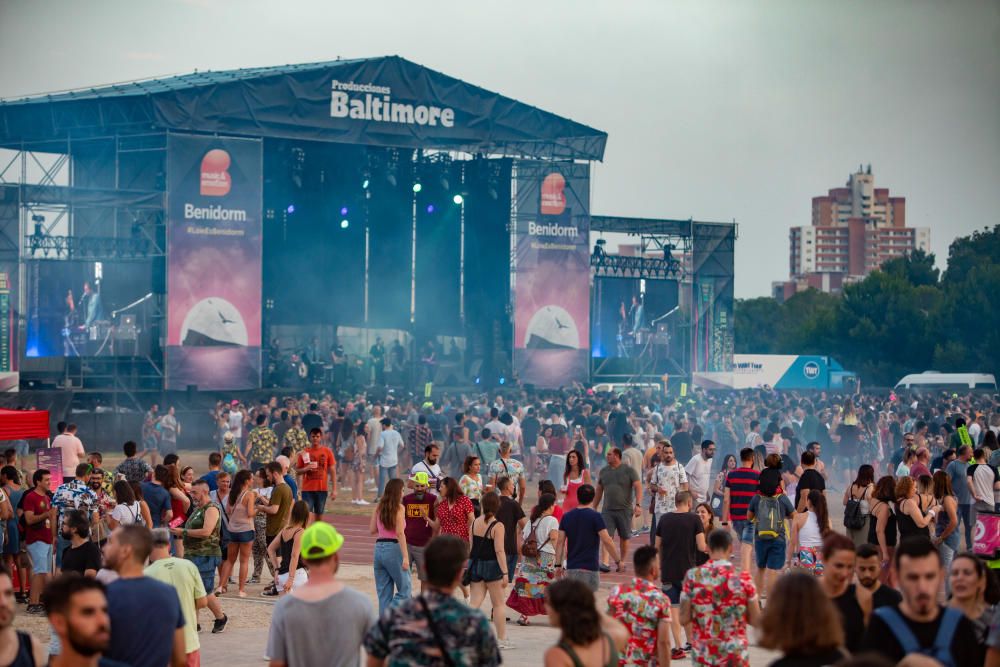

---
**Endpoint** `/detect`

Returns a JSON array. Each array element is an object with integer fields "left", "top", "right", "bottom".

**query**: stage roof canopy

[{"left": 0, "top": 56, "right": 607, "bottom": 161}]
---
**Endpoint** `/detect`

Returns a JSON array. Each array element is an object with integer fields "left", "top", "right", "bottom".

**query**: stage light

[
  {"left": 474, "top": 376, "right": 481, "bottom": 385},
  {"left": 387, "top": 173, "right": 397, "bottom": 187},
  {"left": 426, "top": 204, "right": 435, "bottom": 214},
  {"left": 286, "top": 205, "right": 295, "bottom": 214},
  {"left": 340, "top": 206, "right": 349, "bottom": 216},
  {"left": 498, "top": 375, "right": 506, "bottom": 385},
  {"left": 412, "top": 182, "right": 422, "bottom": 193},
  {"left": 362, "top": 179, "right": 370, "bottom": 189},
  {"left": 340, "top": 219, "right": 350, "bottom": 229},
  {"left": 452, "top": 194, "right": 464, "bottom": 205}
]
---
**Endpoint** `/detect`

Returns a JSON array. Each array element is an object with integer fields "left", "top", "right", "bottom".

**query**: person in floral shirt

[
  {"left": 680, "top": 528, "right": 761, "bottom": 667},
  {"left": 51, "top": 462, "right": 99, "bottom": 569},
  {"left": 245, "top": 414, "right": 278, "bottom": 471},
  {"left": 282, "top": 415, "right": 309, "bottom": 460},
  {"left": 608, "top": 545, "right": 672, "bottom": 667}
]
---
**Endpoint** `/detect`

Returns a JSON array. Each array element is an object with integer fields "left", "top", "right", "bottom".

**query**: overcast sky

[{"left": 1, "top": 0, "right": 997, "bottom": 298}]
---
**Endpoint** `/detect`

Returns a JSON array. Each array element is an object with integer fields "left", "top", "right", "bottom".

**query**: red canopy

[{"left": 0, "top": 408, "right": 50, "bottom": 440}]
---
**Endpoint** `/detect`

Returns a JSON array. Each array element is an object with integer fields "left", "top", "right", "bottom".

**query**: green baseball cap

[{"left": 300, "top": 521, "right": 344, "bottom": 560}]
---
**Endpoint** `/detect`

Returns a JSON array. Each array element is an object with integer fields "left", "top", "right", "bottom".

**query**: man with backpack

[
  {"left": 861, "top": 537, "right": 983, "bottom": 666},
  {"left": 746, "top": 473, "right": 795, "bottom": 599}
]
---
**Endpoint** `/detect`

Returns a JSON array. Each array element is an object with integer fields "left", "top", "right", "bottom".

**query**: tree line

[{"left": 734, "top": 224, "right": 1000, "bottom": 386}]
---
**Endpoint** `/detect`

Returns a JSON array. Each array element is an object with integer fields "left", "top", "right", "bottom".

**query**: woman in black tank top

[
  {"left": 895, "top": 476, "right": 937, "bottom": 542},
  {"left": 868, "top": 476, "right": 899, "bottom": 585},
  {"left": 545, "top": 579, "right": 626, "bottom": 667}
]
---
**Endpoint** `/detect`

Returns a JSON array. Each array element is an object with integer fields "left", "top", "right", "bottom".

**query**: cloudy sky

[{"left": 1, "top": 0, "right": 997, "bottom": 297}]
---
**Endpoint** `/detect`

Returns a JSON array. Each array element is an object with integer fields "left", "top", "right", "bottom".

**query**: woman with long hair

[
  {"left": 868, "top": 475, "right": 899, "bottom": 585},
  {"left": 561, "top": 450, "right": 591, "bottom": 513},
  {"left": 180, "top": 466, "right": 196, "bottom": 493},
  {"left": 369, "top": 478, "right": 410, "bottom": 614},
  {"left": 791, "top": 490, "right": 832, "bottom": 576},
  {"left": 948, "top": 552, "right": 1000, "bottom": 643},
  {"left": 266, "top": 500, "right": 310, "bottom": 594},
  {"left": 711, "top": 454, "right": 738, "bottom": 519},
  {"left": 164, "top": 464, "right": 192, "bottom": 557},
  {"left": 694, "top": 502, "right": 716, "bottom": 566},
  {"left": 895, "top": 475, "right": 937, "bottom": 542},
  {"left": 539, "top": 480, "right": 564, "bottom": 521},
  {"left": 217, "top": 469, "right": 256, "bottom": 597},
  {"left": 342, "top": 417, "right": 368, "bottom": 505},
  {"left": 459, "top": 455, "right": 484, "bottom": 516},
  {"left": 468, "top": 491, "right": 511, "bottom": 648},
  {"left": 932, "top": 470, "right": 961, "bottom": 590},
  {"left": 544, "top": 578, "right": 628, "bottom": 667},
  {"left": 249, "top": 467, "right": 274, "bottom": 585},
  {"left": 844, "top": 464, "right": 875, "bottom": 545},
  {"left": 508, "top": 492, "right": 559, "bottom": 626},
  {"left": 108, "top": 480, "right": 146, "bottom": 529},
  {"left": 126, "top": 481, "right": 154, "bottom": 531},
  {"left": 758, "top": 571, "right": 846, "bottom": 666}
]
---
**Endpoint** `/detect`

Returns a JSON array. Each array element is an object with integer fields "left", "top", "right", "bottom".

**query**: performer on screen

[
  {"left": 79, "top": 281, "right": 104, "bottom": 328},
  {"left": 630, "top": 293, "right": 646, "bottom": 337}
]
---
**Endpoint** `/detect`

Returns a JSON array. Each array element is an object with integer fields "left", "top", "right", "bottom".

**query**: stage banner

[
  {"left": 513, "top": 161, "right": 590, "bottom": 387},
  {"left": 165, "top": 134, "right": 262, "bottom": 390}
]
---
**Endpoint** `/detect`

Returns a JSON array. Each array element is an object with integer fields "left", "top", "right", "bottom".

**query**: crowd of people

[{"left": 3, "top": 384, "right": 1000, "bottom": 665}]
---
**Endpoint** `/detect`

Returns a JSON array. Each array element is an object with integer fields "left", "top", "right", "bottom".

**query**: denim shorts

[
  {"left": 733, "top": 519, "right": 754, "bottom": 544},
  {"left": 188, "top": 555, "right": 222, "bottom": 593},
  {"left": 301, "top": 491, "right": 328, "bottom": 515},
  {"left": 468, "top": 558, "right": 504, "bottom": 583},
  {"left": 27, "top": 541, "right": 53, "bottom": 574},
  {"left": 661, "top": 580, "right": 683, "bottom": 605},
  {"left": 228, "top": 530, "right": 255, "bottom": 544},
  {"left": 755, "top": 537, "right": 786, "bottom": 571}
]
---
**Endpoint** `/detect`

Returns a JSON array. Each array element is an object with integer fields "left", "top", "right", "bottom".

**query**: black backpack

[{"left": 844, "top": 487, "right": 867, "bottom": 530}]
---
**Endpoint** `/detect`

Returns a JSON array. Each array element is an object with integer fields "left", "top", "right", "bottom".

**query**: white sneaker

[
  {"left": 497, "top": 641, "right": 515, "bottom": 650},
  {"left": 356, "top": 499, "right": 371, "bottom": 505},
  {"left": 350, "top": 499, "right": 359, "bottom": 505}
]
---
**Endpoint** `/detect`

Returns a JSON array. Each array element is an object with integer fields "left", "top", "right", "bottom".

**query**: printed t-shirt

[{"left": 402, "top": 492, "right": 437, "bottom": 547}]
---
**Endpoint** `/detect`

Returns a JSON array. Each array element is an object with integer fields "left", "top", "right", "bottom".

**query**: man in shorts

[
  {"left": 294, "top": 428, "right": 337, "bottom": 523},
  {"left": 722, "top": 447, "right": 760, "bottom": 571},
  {"left": 402, "top": 472, "right": 437, "bottom": 593},
  {"left": 595, "top": 447, "right": 641, "bottom": 573},
  {"left": 22, "top": 469, "right": 55, "bottom": 614}
]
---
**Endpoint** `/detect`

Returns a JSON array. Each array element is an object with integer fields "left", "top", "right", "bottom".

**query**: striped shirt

[{"left": 724, "top": 467, "right": 760, "bottom": 521}]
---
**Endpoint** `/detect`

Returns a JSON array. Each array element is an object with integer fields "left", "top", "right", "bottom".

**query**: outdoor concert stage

[{"left": 0, "top": 56, "right": 735, "bottom": 417}]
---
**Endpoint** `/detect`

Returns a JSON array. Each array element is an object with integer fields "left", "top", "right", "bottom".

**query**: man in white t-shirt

[
  {"left": 52, "top": 423, "right": 86, "bottom": 479},
  {"left": 650, "top": 441, "right": 689, "bottom": 538},
  {"left": 684, "top": 440, "right": 716, "bottom": 505}
]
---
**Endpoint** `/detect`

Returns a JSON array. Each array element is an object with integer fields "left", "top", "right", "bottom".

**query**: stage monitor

[{"left": 25, "top": 260, "right": 154, "bottom": 358}]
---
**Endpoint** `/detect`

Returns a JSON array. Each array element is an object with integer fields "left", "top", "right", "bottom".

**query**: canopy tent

[
  {"left": 0, "top": 56, "right": 607, "bottom": 161},
  {"left": 0, "top": 407, "right": 50, "bottom": 440}
]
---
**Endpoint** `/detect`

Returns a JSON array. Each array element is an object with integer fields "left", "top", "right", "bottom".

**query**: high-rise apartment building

[{"left": 775, "top": 165, "right": 930, "bottom": 299}]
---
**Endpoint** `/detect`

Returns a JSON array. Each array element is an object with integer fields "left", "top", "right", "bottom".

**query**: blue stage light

[
  {"left": 362, "top": 179, "right": 370, "bottom": 189},
  {"left": 498, "top": 375, "right": 506, "bottom": 385},
  {"left": 426, "top": 204, "right": 435, "bottom": 214},
  {"left": 340, "top": 206, "right": 349, "bottom": 216},
  {"left": 286, "top": 205, "right": 295, "bottom": 214}
]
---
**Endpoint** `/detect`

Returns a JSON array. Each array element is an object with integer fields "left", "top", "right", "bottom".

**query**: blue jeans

[
  {"left": 188, "top": 555, "right": 222, "bottom": 594},
  {"left": 373, "top": 541, "right": 411, "bottom": 614},
  {"left": 378, "top": 465, "right": 397, "bottom": 497},
  {"left": 958, "top": 504, "right": 973, "bottom": 550},
  {"left": 505, "top": 553, "right": 518, "bottom": 583}
]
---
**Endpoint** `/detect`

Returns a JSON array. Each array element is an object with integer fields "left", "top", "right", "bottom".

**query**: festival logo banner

[
  {"left": 513, "top": 161, "right": 590, "bottom": 387},
  {"left": 165, "top": 134, "right": 262, "bottom": 390}
]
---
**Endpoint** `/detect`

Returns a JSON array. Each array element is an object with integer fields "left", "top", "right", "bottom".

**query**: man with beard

[
  {"left": 43, "top": 573, "right": 129, "bottom": 667},
  {"left": 402, "top": 472, "right": 438, "bottom": 593},
  {"left": 0, "top": 565, "right": 46, "bottom": 666},
  {"left": 861, "top": 536, "right": 983, "bottom": 666},
  {"left": 854, "top": 543, "right": 902, "bottom": 619},
  {"left": 103, "top": 525, "right": 186, "bottom": 667}
]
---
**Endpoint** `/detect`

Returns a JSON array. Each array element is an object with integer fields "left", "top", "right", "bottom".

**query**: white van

[{"left": 894, "top": 371, "right": 997, "bottom": 392}]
